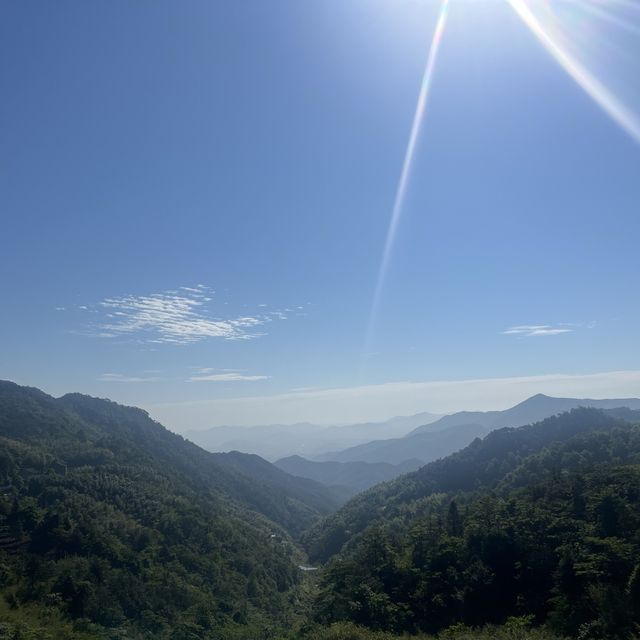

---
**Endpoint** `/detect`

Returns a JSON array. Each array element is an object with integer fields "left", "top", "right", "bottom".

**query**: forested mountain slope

[
  {"left": 4, "top": 381, "right": 640, "bottom": 640},
  {"left": 0, "top": 381, "right": 339, "bottom": 638},
  {"left": 210, "top": 450, "right": 353, "bottom": 514},
  {"left": 55, "top": 391, "right": 342, "bottom": 535},
  {"left": 303, "top": 408, "right": 623, "bottom": 562},
  {"left": 310, "top": 412, "right": 640, "bottom": 638},
  {"left": 275, "top": 456, "right": 422, "bottom": 493}
]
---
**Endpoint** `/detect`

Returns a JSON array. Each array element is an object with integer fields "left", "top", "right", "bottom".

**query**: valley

[{"left": 1, "top": 381, "right": 640, "bottom": 638}]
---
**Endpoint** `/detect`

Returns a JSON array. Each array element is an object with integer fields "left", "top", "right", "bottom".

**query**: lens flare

[
  {"left": 359, "top": 0, "right": 639, "bottom": 380},
  {"left": 508, "top": 0, "right": 640, "bottom": 144},
  {"left": 576, "top": 3, "right": 640, "bottom": 38},
  {"left": 360, "top": 0, "right": 450, "bottom": 376}
]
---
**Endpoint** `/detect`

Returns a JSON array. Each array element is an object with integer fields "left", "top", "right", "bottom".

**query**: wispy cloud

[
  {"left": 98, "top": 373, "right": 161, "bottom": 383},
  {"left": 188, "top": 371, "right": 270, "bottom": 382},
  {"left": 82, "top": 285, "right": 283, "bottom": 345},
  {"left": 504, "top": 325, "right": 573, "bottom": 337}
]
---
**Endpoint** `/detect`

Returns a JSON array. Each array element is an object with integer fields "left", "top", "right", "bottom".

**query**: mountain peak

[
  {"left": 508, "top": 393, "right": 558, "bottom": 410},
  {"left": 518, "top": 393, "right": 553, "bottom": 404}
]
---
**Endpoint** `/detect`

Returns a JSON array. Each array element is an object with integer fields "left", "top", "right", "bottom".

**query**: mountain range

[
  {"left": 274, "top": 456, "right": 423, "bottom": 493},
  {"left": 314, "top": 393, "right": 640, "bottom": 465},
  {"left": 185, "top": 411, "right": 441, "bottom": 461},
  {"left": 3, "top": 380, "right": 640, "bottom": 639},
  {"left": 271, "top": 394, "right": 640, "bottom": 492}
]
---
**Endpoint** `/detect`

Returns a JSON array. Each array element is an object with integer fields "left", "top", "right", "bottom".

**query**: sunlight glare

[
  {"left": 508, "top": 0, "right": 640, "bottom": 144},
  {"left": 360, "top": 0, "right": 450, "bottom": 378}
]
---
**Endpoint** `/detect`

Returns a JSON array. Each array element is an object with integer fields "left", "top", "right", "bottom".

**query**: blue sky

[{"left": 2, "top": 0, "right": 639, "bottom": 430}]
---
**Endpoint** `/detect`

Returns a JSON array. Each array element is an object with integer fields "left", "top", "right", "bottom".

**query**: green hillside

[
  {"left": 2, "top": 382, "right": 639, "bottom": 639},
  {"left": 307, "top": 411, "right": 640, "bottom": 638},
  {"left": 0, "top": 381, "right": 339, "bottom": 639},
  {"left": 303, "top": 408, "right": 622, "bottom": 562}
]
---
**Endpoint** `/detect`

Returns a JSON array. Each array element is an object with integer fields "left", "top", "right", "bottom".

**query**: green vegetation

[
  {"left": 308, "top": 412, "right": 640, "bottom": 638},
  {"left": 2, "top": 381, "right": 640, "bottom": 639},
  {"left": 0, "top": 381, "right": 336, "bottom": 638},
  {"left": 303, "top": 409, "right": 624, "bottom": 562},
  {"left": 303, "top": 619, "right": 567, "bottom": 640}
]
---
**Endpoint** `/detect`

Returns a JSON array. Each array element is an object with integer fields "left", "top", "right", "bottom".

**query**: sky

[{"left": 2, "top": 0, "right": 640, "bottom": 431}]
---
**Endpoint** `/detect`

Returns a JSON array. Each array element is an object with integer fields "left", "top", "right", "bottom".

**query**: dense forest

[
  {"left": 308, "top": 411, "right": 640, "bottom": 639},
  {"left": 0, "top": 381, "right": 639, "bottom": 639},
  {"left": 0, "top": 381, "right": 337, "bottom": 638}
]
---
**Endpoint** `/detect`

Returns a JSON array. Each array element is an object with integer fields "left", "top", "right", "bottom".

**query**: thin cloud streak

[
  {"left": 504, "top": 325, "right": 573, "bottom": 337},
  {"left": 188, "top": 372, "right": 270, "bottom": 382},
  {"left": 98, "top": 373, "right": 161, "bottom": 383}
]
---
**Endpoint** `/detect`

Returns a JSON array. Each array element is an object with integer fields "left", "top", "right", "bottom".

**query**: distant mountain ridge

[
  {"left": 315, "top": 393, "right": 640, "bottom": 465},
  {"left": 408, "top": 393, "right": 640, "bottom": 436},
  {"left": 314, "top": 422, "right": 489, "bottom": 465},
  {"left": 186, "top": 411, "right": 441, "bottom": 461},
  {"left": 274, "top": 456, "right": 423, "bottom": 492}
]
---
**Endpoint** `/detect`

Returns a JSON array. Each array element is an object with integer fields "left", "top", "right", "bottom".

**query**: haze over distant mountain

[
  {"left": 274, "top": 456, "right": 423, "bottom": 492},
  {"left": 209, "top": 450, "right": 354, "bottom": 516},
  {"left": 186, "top": 411, "right": 441, "bottom": 461},
  {"left": 315, "top": 423, "right": 489, "bottom": 465},
  {"left": 314, "top": 394, "right": 640, "bottom": 465},
  {"left": 408, "top": 393, "right": 640, "bottom": 436}
]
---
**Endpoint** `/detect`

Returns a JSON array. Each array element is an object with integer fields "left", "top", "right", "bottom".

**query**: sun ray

[
  {"left": 508, "top": 0, "right": 640, "bottom": 144},
  {"left": 574, "top": 2, "right": 640, "bottom": 38},
  {"left": 359, "top": 0, "right": 450, "bottom": 379}
]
